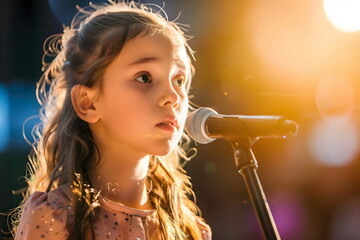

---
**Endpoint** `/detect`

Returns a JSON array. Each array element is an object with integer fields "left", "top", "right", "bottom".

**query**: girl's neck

[{"left": 88, "top": 151, "right": 154, "bottom": 210}]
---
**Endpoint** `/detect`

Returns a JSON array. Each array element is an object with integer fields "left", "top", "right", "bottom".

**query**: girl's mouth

[{"left": 156, "top": 119, "right": 178, "bottom": 132}]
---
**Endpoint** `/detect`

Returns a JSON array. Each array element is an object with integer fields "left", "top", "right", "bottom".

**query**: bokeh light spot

[
  {"left": 0, "top": 84, "right": 9, "bottom": 152},
  {"left": 323, "top": 0, "right": 360, "bottom": 32},
  {"left": 271, "top": 191, "right": 304, "bottom": 239},
  {"left": 316, "top": 75, "right": 355, "bottom": 122},
  {"left": 204, "top": 162, "right": 217, "bottom": 174},
  {"left": 308, "top": 119, "right": 359, "bottom": 166}
]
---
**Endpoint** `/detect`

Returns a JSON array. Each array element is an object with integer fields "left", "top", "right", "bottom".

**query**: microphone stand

[
  {"left": 229, "top": 137, "right": 281, "bottom": 240},
  {"left": 186, "top": 107, "right": 298, "bottom": 238}
]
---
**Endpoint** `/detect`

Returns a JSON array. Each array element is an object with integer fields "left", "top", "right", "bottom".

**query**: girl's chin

[
  {"left": 151, "top": 146, "right": 177, "bottom": 157},
  {"left": 152, "top": 149, "right": 173, "bottom": 157},
  {"left": 150, "top": 139, "right": 179, "bottom": 156}
]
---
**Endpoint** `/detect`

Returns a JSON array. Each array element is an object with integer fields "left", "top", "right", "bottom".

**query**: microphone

[{"left": 185, "top": 107, "right": 298, "bottom": 144}]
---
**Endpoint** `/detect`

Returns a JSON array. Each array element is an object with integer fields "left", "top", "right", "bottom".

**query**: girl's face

[{"left": 90, "top": 32, "right": 190, "bottom": 158}]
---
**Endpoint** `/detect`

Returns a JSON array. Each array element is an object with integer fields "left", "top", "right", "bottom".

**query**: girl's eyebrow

[
  {"left": 127, "top": 57, "right": 157, "bottom": 66},
  {"left": 174, "top": 59, "right": 188, "bottom": 72},
  {"left": 128, "top": 56, "right": 188, "bottom": 72}
]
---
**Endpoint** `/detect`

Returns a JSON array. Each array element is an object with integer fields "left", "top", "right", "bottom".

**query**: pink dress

[{"left": 15, "top": 185, "right": 211, "bottom": 240}]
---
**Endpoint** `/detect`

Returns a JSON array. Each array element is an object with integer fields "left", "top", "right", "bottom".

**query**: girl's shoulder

[
  {"left": 15, "top": 184, "right": 74, "bottom": 240},
  {"left": 25, "top": 184, "right": 73, "bottom": 211}
]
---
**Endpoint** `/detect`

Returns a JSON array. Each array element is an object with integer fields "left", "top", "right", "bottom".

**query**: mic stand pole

[{"left": 229, "top": 138, "right": 281, "bottom": 240}]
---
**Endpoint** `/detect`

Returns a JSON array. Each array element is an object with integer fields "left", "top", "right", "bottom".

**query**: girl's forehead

[{"left": 119, "top": 32, "right": 190, "bottom": 68}]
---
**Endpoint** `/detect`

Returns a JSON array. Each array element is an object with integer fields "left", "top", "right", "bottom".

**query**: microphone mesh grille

[{"left": 185, "top": 107, "right": 217, "bottom": 144}]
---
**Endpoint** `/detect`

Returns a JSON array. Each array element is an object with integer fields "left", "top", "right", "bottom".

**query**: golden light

[
  {"left": 238, "top": 0, "right": 359, "bottom": 93},
  {"left": 323, "top": 0, "right": 360, "bottom": 32}
]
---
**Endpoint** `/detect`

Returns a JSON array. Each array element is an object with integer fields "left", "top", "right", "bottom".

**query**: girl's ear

[{"left": 71, "top": 84, "right": 100, "bottom": 123}]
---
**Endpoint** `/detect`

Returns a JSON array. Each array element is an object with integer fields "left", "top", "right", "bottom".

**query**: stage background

[{"left": 1, "top": 0, "right": 360, "bottom": 239}]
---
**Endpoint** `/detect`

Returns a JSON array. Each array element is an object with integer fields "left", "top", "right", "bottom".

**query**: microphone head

[{"left": 185, "top": 107, "right": 218, "bottom": 144}]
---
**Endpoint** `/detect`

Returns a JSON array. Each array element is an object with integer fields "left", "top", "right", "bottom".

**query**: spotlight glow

[{"left": 323, "top": 0, "right": 360, "bottom": 32}]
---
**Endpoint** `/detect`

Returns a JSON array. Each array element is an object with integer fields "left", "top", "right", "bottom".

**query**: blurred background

[{"left": 1, "top": 0, "right": 360, "bottom": 239}]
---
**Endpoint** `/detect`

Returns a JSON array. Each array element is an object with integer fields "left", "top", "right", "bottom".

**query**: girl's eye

[
  {"left": 135, "top": 73, "right": 152, "bottom": 84},
  {"left": 173, "top": 76, "right": 186, "bottom": 88}
]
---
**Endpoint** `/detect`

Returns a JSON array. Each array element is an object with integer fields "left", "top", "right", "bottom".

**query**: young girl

[{"left": 12, "top": 1, "right": 211, "bottom": 239}]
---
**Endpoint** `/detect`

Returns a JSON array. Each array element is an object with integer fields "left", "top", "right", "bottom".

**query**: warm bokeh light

[
  {"left": 316, "top": 75, "right": 355, "bottom": 122},
  {"left": 323, "top": 0, "right": 360, "bottom": 32},
  {"left": 243, "top": 0, "right": 356, "bottom": 89},
  {"left": 308, "top": 118, "right": 359, "bottom": 166}
]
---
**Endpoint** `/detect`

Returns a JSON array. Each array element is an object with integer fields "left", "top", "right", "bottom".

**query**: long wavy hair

[{"left": 12, "top": 1, "right": 203, "bottom": 239}]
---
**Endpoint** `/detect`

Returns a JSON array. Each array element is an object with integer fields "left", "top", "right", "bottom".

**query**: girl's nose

[{"left": 159, "top": 82, "right": 180, "bottom": 109}]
